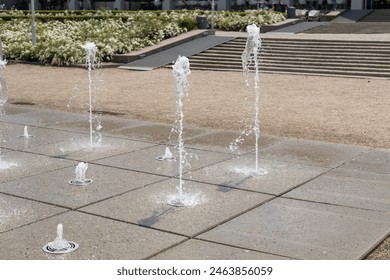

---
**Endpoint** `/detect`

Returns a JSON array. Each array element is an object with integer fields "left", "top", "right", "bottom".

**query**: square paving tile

[
  {"left": 341, "top": 149, "right": 390, "bottom": 175},
  {"left": 0, "top": 151, "right": 74, "bottom": 183},
  {"left": 152, "top": 239, "right": 289, "bottom": 260},
  {"left": 28, "top": 136, "right": 156, "bottom": 162},
  {"left": 93, "top": 145, "right": 233, "bottom": 177},
  {"left": 80, "top": 179, "right": 273, "bottom": 237},
  {"left": 186, "top": 154, "right": 328, "bottom": 195},
  {"left": 0, "top": 193, "right": 67, "bottom": 233},
  {"left": 0, "top": 123, "right": 86, "bottom": 151},
  {"left": 113, "top": 123, "right": 209, "bottom": 144},
  {"left": 199, "top": 198, "right": 390, "bottom": 259},
  {"left": 0, "top": 164, "right": 166, "bottom": 209},
  {"left": 186, "top": 131, "right": 281, "bottom": 155},
  {"left": 0, "top": 211, "right": 186, "bottom": 259},
  {"left": 259, "top": 138, "right": 369, "bottom": 168},
  {"left": 283, "top": 168, "right": 390, "bottom": 213}
]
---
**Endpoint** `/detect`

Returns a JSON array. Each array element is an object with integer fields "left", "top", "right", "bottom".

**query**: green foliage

[{"left": 0, "top": 10, "right": 285, "bottom": 66}]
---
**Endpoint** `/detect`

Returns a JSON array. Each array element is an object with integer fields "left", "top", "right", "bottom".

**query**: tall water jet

[
  {"left": 81, "top": 42, "right": 98, "bottom": 148},
  {"left": 68, "top": 162, "right": 93, "bottom": 186},
  {"left": 231, "top": 24, "right": 267, "bottom": 176},
  {"left": 0, "top": 37, "right": 8, "bottom": 115},
  {"left": 168, "top": 56, "right": 191, "bottom": 207},
  {"left": 42, "top": 224, "right": 79, "bottom": 254},
  {"left": 0, "top": 37, "right": 8, "bottom": 166}
]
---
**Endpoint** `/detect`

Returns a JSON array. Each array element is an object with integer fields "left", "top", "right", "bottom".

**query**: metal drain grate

[
  {"left": 42, "top": 241, "right": 79, "bottom": 254},
  {"left": 68, "top": 179, "right": 93, "bottom": 186}
]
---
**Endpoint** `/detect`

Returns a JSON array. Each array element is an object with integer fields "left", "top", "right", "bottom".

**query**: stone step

[
  {"left": 188, "top": 64, "right": 390, "bottom": 78},
  {"left": 191, "top": 56, "right": 390, "bottom": 67},
  {"left": 193, "top": 52, "right": 390, "bottom": 62},
  {"left": 189, "top": 59, "right": 390, "bottom": 71},
  {"left": 203, "top": 48, "right": 390, "bottom": 58}
]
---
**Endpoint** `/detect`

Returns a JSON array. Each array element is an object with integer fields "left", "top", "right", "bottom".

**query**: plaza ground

[{"left": 0, "top": 63, "right": 389, "bottom": 259}]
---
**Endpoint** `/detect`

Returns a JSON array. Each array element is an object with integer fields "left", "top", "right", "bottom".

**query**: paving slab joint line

[
  {"left": 89, "top": 161, "right": 176, "bottom": 179},
  {"left": 76, "top": 143, "right": 162, "bottom": 162},
  {"left": 70, "top": 176, "right": 171, "bottom": 211},
  {"left": 188, "top": 195, "right": 276, "bottom": 240},
  {"left": 144, "top": 238, "right": 191, "bottom": 260},
  {"left": 193, "top": 238, "right": 297, "bottom": 260},
  {"left": 281, "top": 196, "right": 389, "bottom": 215},
  {"left": 0, "top": 208, "right": 71, "bottom": 235},
  {"left": 267, "top": 146, "right": 376, "bottom": 198},
  {"left": 75, "top": 209, "right": 190, "bottom": 238}
]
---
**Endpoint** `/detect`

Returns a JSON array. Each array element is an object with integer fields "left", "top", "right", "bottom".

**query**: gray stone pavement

[{"left": 0, "top": 104, "right": 389, "bottom": 260}]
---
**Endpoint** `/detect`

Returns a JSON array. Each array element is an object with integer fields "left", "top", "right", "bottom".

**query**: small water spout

[
  {"left": 18, "top": 126, "right": 34, "bottom": 138},
  {"left": 156, "top": 147, "right": 176, "bottom": 161},
  {"left": 42, "top": 224, "right": 79, "bottom": 254},
  {"left": 68, "top": 162, "right": 93, "bottom": 186}
]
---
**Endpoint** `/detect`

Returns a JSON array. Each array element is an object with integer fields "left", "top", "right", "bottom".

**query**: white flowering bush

[{"left": 0, "top": 10, "right": 285, "bottom": 66}]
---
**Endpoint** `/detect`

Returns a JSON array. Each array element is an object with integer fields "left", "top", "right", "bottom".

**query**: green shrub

[{"left": 0, "top": 9, "right": 285, "bottom": 66}]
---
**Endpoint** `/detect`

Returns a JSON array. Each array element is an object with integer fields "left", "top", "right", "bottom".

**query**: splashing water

[
  {"left": 170, "top": 56, "right": 191, "bottom": 206},
  {"left": 43, "top": 224, "right": 79, "bottom": 254},
  {"left": 156, "top": 147, "right": 175, "bottom": 161},
  {"left": 48, "top": 224, "right": 71, "bottom": 251},
  {"left": 81, "top": 42, "right": 99, "bottom": 148},
  {"left": 68, "top": 162, "right": 93, "bottom": 185},
  {"left": 231, "top": 24, "right": 267, "bottom": 176}
]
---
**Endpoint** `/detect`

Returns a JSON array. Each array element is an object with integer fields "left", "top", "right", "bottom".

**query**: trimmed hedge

[{"left": 0, "top": 10, "right": 285, "bottom": 66}]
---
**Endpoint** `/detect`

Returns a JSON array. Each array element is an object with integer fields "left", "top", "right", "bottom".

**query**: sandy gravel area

[{"left": 4, "top": 63, "right": 390, "bottom": 149}]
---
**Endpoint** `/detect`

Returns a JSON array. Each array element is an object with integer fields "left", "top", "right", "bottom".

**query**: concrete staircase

[{"left": 186, "top": 37, "right": 390, "bottom": 78}]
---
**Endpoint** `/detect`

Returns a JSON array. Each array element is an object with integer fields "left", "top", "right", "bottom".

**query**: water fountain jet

[
  {"left": 156, "top": 147, "right": 175, "bottom": 161},
  {"left": 231, "top": 24, "right": 268, "bottom": 176},
  {"left": 0, "top": 37, "right": 8, "bottom": 115},
  {"left": 168, "top": 56, "right": 191, "bottom": 207},
  {"left": 42, "top": 224, "right": 79, "bottom": 254},
  {"left": 18, "top": 126, "right": 34, "bottom": 138},
  {"left": 81, "top": 42, "right": 99, "bottom": 148},
  {"left": 68, "top": 162, "right": 93, "bottom": 186}
]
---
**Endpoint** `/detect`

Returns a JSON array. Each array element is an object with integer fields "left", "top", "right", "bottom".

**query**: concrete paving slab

[
  {"left": 341, "top": 149, "right": 390, "bottom": 175},
  {"left": 186, "top": 154, "right": 328, "bottom": 195},
  {"left": 0, "top": 211, "right": 186, "bottom": 259},
  {"left": 113, "top": 123, "right": 209, "bottom": 144},
  {"left": 199, "top": 198, "right": 390, "bottom": 259},
  {"left": 46, "top": 115, "right": 147, "bottom": 135},
  {"left": 152, "top": 239, "right": 289, "bottom": 260},
  {"left": 185, "top": 131, "right": 281, "bottom": 155},
  {"left": 0, "top": 123, "right": 86, "bottom": 151},
  {"left": 0, "top": 151, "right": 74, "bottom": 183},
  {"left": 283, "top": 168, "right": 390, "bottom": 213},
  {"left": 0, "top": 106, "right": 85, "bottom": 126},
  {"left": 28, "top": 136, "right": 156, "bottom": 162},
  {"left": 0, "top": 193, "right": 67, "bottom": 233},
  {"left": 80, "top": 179, "right": 273, "bottom": 237},
  {"left": 259, "top": 138, "right": 369, "bottom": 168},
  {"left": 93, "top": 145, "right": 233, "bottom": 177},
  {"left": 0, "top": 164, "right": 167, "bottom": 209}
]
